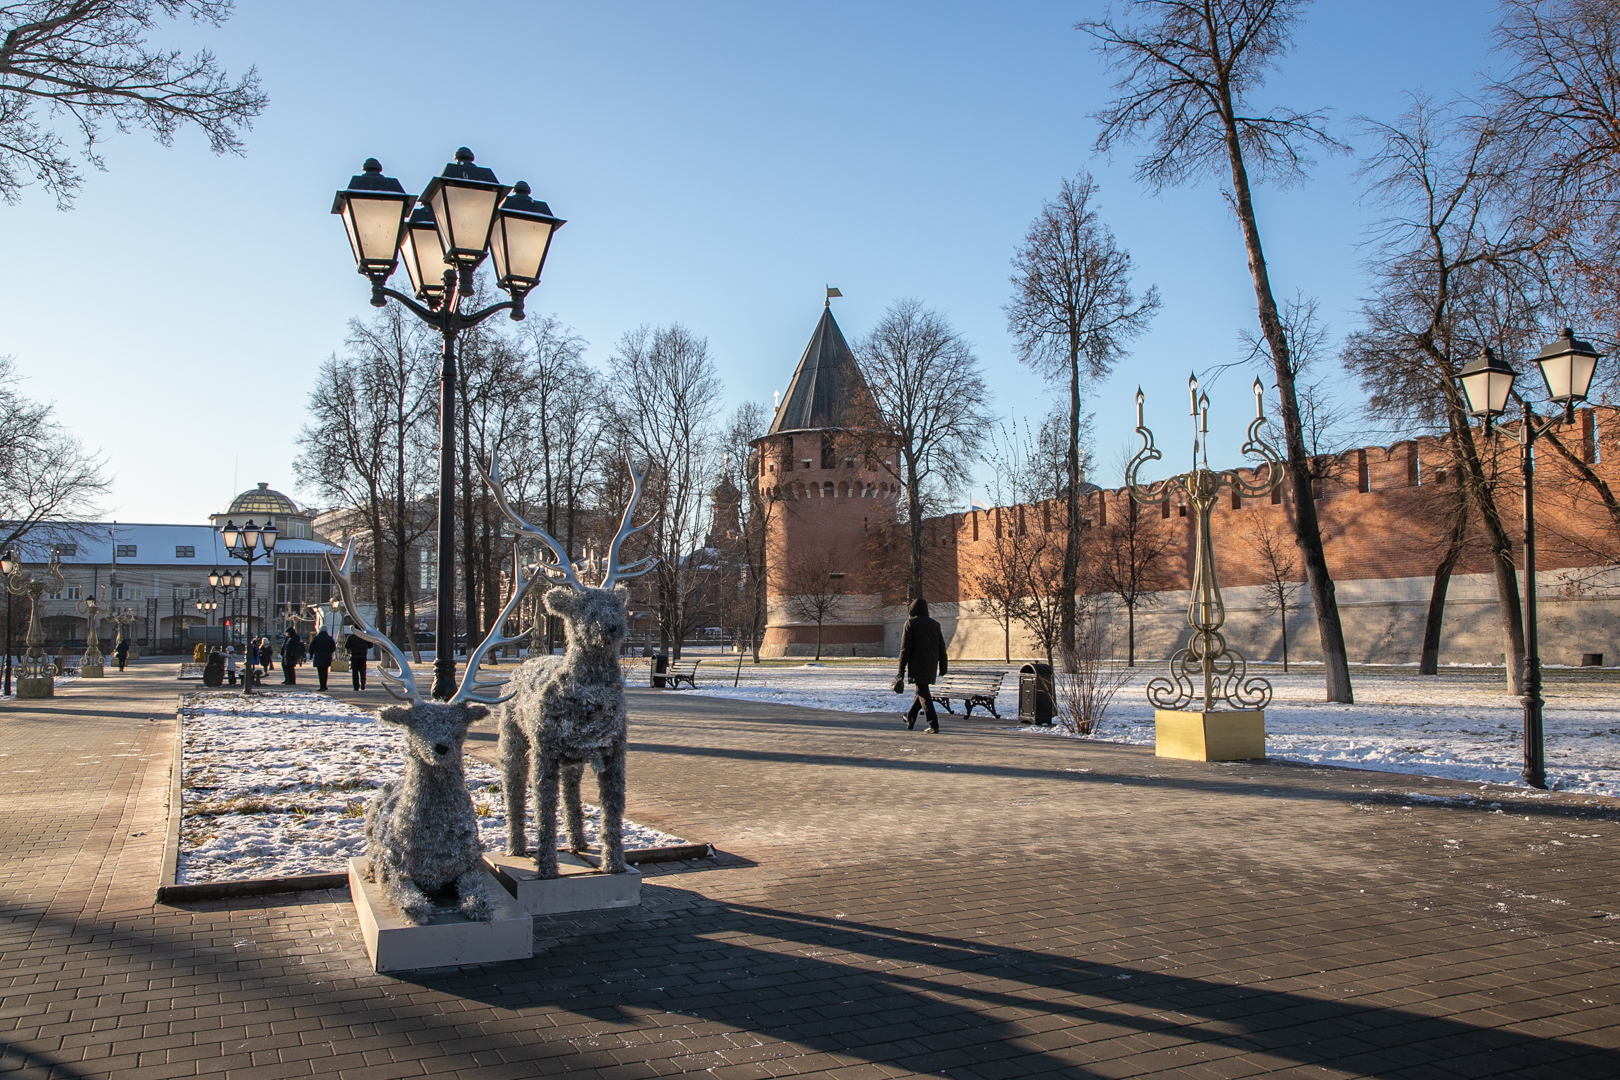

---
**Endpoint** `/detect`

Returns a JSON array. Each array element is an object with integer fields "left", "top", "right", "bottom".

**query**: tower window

[{"left": 821, "top": 433, "right": 836, "bottom": 469}]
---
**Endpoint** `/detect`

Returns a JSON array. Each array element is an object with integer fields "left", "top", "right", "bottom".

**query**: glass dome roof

[{"left": 228, "top": 482, "right": 300, "bottom": 516}]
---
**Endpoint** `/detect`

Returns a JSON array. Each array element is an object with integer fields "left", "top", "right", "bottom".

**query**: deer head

[{"left": 377, "top": 701, "right": 486, "bottom": 770}]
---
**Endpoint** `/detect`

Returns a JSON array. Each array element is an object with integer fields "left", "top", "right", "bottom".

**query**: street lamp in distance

[{"left": 220, "top": 519, "right": 277, "bottom": 694}]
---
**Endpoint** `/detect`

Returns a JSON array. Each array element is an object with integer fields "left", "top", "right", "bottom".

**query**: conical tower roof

[{"left": 767, "top": 305, "right": 875, "bottom": 435}]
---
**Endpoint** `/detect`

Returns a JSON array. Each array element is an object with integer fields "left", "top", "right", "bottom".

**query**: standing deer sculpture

[
  {"left": 483, "top": 454, "right": 656, "bottom": 879},
  {"left": 325, "top": 543, "right": 535, "bottom": 924}
]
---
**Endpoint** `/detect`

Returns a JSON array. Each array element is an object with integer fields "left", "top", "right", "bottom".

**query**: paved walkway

[{"left": 3, "top": 664, "right": 1620, "bottom": 1078}]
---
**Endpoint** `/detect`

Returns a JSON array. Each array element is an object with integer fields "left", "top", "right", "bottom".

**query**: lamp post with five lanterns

[
  {"left": 1455, "top": 328, "right": 1604, "bottom": 789},
  {"left": 331, "top": 148, "right": 564, "bottom": 700}
]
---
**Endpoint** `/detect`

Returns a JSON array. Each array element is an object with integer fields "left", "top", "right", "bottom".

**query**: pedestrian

[
  {"left": 346, "top": 631, "right": 370, "bottom": 691},
  {"left": 259, "top": 637, "right": 274, "bottom": 679},
  {"left": 247, "top": 640, "right": 259, "bottom": 682},
  {"left": 281, "top": 629, "right": 304, "bottom": 685},
  {"left": 224, "top": 646, "right": 238, "bottom": 686},
  {"left": 114, "top": 637, "right": 129, "bottom": 672},
  {"left": 309, "top": 627, "right": 336, "bottom": 691},
  {"left": 893, "top": 597, "right": 948, "bottom": 732}
]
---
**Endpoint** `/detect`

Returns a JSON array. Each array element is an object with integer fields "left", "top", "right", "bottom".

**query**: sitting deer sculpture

[
  {"left": 483, "top": 454, "right": 656, "bottom": 879},
  {"left": 325, "top": 543, "right": 535, "bottom": 924}
]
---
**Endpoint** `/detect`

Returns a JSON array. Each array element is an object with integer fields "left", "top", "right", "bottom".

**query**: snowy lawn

[
  {"left": 176, "top": 691, "right": 683, "bottom": 885},
  {"left": 678, "top": 661, "right": 1620, "bottom": 797}
]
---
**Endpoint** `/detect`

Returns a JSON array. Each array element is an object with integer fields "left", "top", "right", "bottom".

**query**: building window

[
  {"left": 821, "top": 433, "right": 837, "bottom": 469},
  {"left": 274, "top": 555, "right": 335, "bottom": 608},
  {"left": 53, "top": 544, "right": 76, "bottom": 557},
  {"left": 420, "top": 548, "right": 437, "bottom": 592},
  {"left": 175, "top": 545, "right": 195, "bottom": 558},
  {"left": 116, "top": 544, "right": 137, "bottom": 558},
  {"left": 112, "top": 585, "right": 140, "bottom": 600}
]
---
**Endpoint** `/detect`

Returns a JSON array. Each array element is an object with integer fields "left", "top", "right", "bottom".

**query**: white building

[{"left": 5, "top": 484, "right": 339, "bottom": 653}]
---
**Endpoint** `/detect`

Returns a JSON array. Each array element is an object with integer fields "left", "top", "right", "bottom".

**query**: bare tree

[
  {"left": 1244, "top": 511, "right": 1304, "bottom": 671},
  {"left": 851, "top": 298, "right": 991, "bottom": 603},
  {"left": 972, "top": 419, "right": 1042, "bottom": 662},
  {"left": 722, "top": 401, "right": 778, "bottom": 662},
  {"left": 1342, "top": 98, "right": 1543, "bottom": 690},
  {"left": 0, "top": 1, "right": 267, "bottom": 207},
  {"left": 608, "top": 323, "right": 723, "bottom": 658},
  {"left": 295, "top": 307, "right": 437, "bottom": 648},
  {"left": 1056, "top": 605, "right": 1132, "bottom": 737},
  {"left": 0, "top": 357, "right": 107, "bottom": 553},
  {"left": 1081, "top": 0, "right": 1356, "bottom": 703},
  {"left": 1007, "top": 172, "right": 1159, "bottom": 658},
  {"left": 1088, "top": 495, "right": 1174, "bottom": 666},
  {"left": 776, "top": 551, "right": 845, "bottom": 661}
]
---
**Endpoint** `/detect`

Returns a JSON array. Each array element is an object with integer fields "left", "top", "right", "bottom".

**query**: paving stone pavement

[{"left": 4, "top": 663, "right": 1620, "bottom": 1079}]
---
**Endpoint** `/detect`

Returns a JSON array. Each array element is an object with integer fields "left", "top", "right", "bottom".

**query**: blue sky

[{"left": 3, "top": 1, "right": 1501, "bottom": 524}]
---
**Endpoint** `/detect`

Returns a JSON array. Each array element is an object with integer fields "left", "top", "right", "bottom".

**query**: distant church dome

[{"left": 228, "top": 482, "right": 299, "bottom": 517}]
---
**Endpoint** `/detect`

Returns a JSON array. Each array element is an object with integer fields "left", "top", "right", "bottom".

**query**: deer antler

[
  {"left": 325, "top": 541, "right": 423, "bottom": 705},
  {"left": 600, "top": 457, "right": 658, "bottom": 588},
  {"left": 481, "top": 454, "right": 585, "bottom": 592},
  {"left": 449, "top": 556, "right": 538, "bottom": 707}
]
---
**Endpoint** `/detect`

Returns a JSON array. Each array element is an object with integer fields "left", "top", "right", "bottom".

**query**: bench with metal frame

[{"left": 931, "top": 671, "right": 1006, "bottom": 719}]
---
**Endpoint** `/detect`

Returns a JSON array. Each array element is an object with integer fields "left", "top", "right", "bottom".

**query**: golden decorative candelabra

[{"left": 1126, "top": 375, "right": 1285, "bottom": 714}]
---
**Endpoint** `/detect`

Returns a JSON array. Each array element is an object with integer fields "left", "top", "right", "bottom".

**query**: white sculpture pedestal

[
  {"left": 347, "top": 857, "right": 533, "bottom": 973},
  {"left": 485, "top": 851, "right": 642, "bottom": 915}
]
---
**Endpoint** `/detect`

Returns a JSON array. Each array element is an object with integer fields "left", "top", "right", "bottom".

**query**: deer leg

[
  {"left": 561, "top": 761, "right": 587, "bottom": 854},
  {"left": 382, "top": 867, "right": 433, "bottom": 925},
  {"left": 454, "top": 868, "right": 493, "bottom": 921},
  {"left": 595, "top": 741, "right": 628, "bottom": 874},
  {"left": 533, "top": 750, "right": 561, "bottom": 880},
  {"left": 499, "top": 713, "right": 530, "bottom": 855}
]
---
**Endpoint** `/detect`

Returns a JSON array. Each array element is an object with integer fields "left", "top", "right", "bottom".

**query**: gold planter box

[
  {"left": 1154, "top": 709, "right": 1266, "bottom": 761},
  {"left": 15, "top": 676, "right": 53, "bottom": 699}
]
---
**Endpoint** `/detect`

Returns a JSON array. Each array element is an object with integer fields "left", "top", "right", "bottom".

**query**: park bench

[
  {"left": 178, "top": 663, "right": 205, "bottom": 681},
  {"left": 665, "top": 660, "right": 700, "bottom": 689},
  {"left": 932, "top": 671, "right": 1006, "bottom": 719}
]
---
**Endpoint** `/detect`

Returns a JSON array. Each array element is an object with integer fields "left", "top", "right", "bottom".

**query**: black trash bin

[
  {"left": 1019, "top": 662, "right": 1054, "bottom": 725},
  {"left": 651, "top": 653, "right": 669, "bottom": 688}
]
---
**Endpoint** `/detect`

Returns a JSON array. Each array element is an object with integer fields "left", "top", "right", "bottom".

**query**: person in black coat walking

[
  {"left": 894, "top": 597, "right": 948, "bottom": 732},
  {"left": 309, "top": 628, "right": 336, "bottom": 691},
  {"left": 346, "top": 632, "right": 370, "bottom": 690},
  {"left": 281, "top": 629, "right": 305, "bottom": 685},
  {"left": 114, "top": 638, "right": 130, "bottom": 672}
]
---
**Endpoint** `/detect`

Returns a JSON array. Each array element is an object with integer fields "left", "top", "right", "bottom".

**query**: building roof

[
  {"left": 766, "top": 305, "right": 876, "bottom": 435},
  {"left": 9, "top": 522, "right": 336, "bottom": 567},
  {"left": 227, "top": 483, "right": 301, "bottom": 517}
]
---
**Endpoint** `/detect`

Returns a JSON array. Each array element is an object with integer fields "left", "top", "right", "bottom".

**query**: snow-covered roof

[{"left": 9, "top": 522, "right": 338, "bottom": 567}]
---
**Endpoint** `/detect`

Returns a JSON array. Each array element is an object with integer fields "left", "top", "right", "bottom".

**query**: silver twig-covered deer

[
  {"left": 326, "top": 543, "right": 534, "bottom": 924},
  {"left": 483, "top": 455, "right": 656, "bottom": 879}
]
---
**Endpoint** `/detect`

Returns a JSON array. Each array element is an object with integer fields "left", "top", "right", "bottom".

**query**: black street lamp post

[
  {"left": 1456, "top": 328, "right": 1604, "bottom": 789},
  {"left": 219, "top": 519, "right": 277, "bottom": 696},
  {"left": 0, "top": 550, "right": 13, "bottom": 696},
  {"left": 204, "top": 568, "right": 243, "bottom": 648},
  {"left": 332, "top": 149, "right": 563, "bottom": 700}
]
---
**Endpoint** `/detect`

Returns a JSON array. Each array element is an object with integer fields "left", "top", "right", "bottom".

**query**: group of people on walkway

[{"left": 251, "top": 627, "right": 373, "bottom": 691}]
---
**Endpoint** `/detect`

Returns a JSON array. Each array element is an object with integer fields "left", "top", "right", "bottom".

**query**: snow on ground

[
  {"left": 681, "top": 661, "right": 1620, "bottom": 797},
  {"left": 177, "top": 691, "right": 684, "bottom": 885}
]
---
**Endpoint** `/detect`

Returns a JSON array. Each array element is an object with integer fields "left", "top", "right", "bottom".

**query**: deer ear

[
  {"left": 461, "top": 704, "right": 489, "bottom": 724},
  {"left": 613, "top": 584, "right": 629, "bottom": 602},
  {"left": 545, "top": 589, "right": 578, "bottom": 618},
  {"left": 377, "top": 705, "right": 413, "bottom": 728}
]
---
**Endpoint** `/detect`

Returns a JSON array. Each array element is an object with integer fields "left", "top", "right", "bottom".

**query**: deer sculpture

[
  {"left": 483, "top": 454, "right": 656, "bottom": 879},
  {"left": 325, "top": 543, "right": 535, "bottom": 925}
]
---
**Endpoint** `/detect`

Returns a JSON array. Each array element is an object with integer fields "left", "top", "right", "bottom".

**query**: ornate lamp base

[
  {"left": 81, "top": 663, "right": 104, "bottom": 678},
  {"left": 1154, "top": 709, "right": 1266, "bottom": 761},
  {"left": 15, "top": 676, "right": 54, "bottom": 699}
]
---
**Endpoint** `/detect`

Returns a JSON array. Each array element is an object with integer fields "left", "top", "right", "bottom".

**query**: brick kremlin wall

[{"left": 759, "top": 408, "right": 1620, "bottom": 666}]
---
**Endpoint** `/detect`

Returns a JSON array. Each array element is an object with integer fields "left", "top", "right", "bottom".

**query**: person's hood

[{"left": 909, "top": 598, "right": 929, "bottom": 618}]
